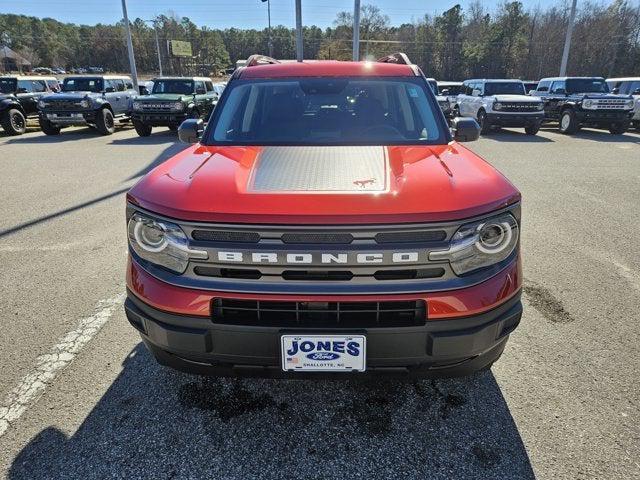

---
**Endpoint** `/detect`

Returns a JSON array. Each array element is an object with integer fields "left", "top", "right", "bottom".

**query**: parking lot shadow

[
  {"left": 110, "top": 129, "right": 179, "bottom": 146},
  {"left": 482, "top": 129, "right": 554, "bottom": 143},
  {"left": 9, "top": 344, "right": 535, "bottom": 480},
  {"left": 3, "top": 127, "right": 125, "bottom": 143}
]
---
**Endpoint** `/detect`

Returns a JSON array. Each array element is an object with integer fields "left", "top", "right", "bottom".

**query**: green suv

[{"left": 131, "top": 77, "right": 218, "bottom": 136}]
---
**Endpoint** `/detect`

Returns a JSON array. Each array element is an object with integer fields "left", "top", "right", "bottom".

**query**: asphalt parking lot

[{"left": 0, "top": 125, "right": 639, "bottom": 479}]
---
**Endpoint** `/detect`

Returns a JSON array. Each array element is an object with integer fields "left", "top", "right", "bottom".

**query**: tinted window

[
  {"left": 112, "top": 79, "right": 125, "bottom": 92},
  {"left": 550, "top": 81, "right": 566, "bottom": 94},
  {"left": 536, "top": 80, "right": 551, "bottom": 92},
  {"left": 566, "top": 78, "right": 608, "bottom": 94},
  {"left": 125, "top": 80, "right": 134, "bottom": 90},
  {"left": 195, "top": 80, "right": 206, "bottom": 93},
  {"left": 438, "top": 84, "right": 463, "bottom": 95},
  {"left": 205, "top": 81, "right": 214, "bottom": 92},
  {"left": 484, "top": 82, "right": 525, "bottom": 95},
  {"left": 46, "top": 80, "right": 60, "bottom": 91},
  {"left": 17, "top": 80, "right": 32, "bottom": 93},
  {"left": 208, "top": 77, "right": 446, "bottom": 146},
  {"left": 0, "top": 78, "right": 17, "bottom": 93},
  {"left": 63, "top": 77, "right": 103, "bottom": 92},
  {"left": 31, "top": 80, "right": 46, "bottom": 92},
  {"left": 152, "top": 79, "right": 194, "bottom": 94},
  {"left": 619, "top": 81, "right": 640, "bottom": 95}
]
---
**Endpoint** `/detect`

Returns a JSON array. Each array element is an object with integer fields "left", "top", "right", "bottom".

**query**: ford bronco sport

[
  {"left": 125, "top": 54, "right": 523, "bottom": 378},
  {"left": 131, "top": 76, "right": 218, "bottom": 136},
  {"left": 533, "top": 77, "right": 635, "bottom": 134},
  {"left": 38, "top": 75, "right": 137, "bottom": 135}
]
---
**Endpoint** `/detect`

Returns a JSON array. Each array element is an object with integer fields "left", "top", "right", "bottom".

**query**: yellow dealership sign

[{"left": 168, "top": 40, "right": 193, "bottom": 58}]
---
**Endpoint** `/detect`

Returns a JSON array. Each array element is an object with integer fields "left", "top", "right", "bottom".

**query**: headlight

[
  {"left": 172, "top": 102, "right": 184, "bottom": 111},
  {"left": 429, "top": 213, "right": 519, "bottom": 275},
  {"left": 127, "top": 213, "right": 207, "bottom": 274},
  {"left": 583, "top": 99, "right": 594, "bottom": 109},
  {"left": 133, "top": 102, "right": 142, "bottom": 111},
  {"left": 493, "top": 102, "right": 503, "bottom": 111},
  {"left": 535, "top": 103, "right": 544, "bottom": 111},
  {"left": 80, "top": 99, "right": 90, "bottom": 108},
  {"left": 38, "top": 100, "right": 46, "bottom": 108},
  {"left": 624, "top": 99, "right": 634, "bottom": 109}
]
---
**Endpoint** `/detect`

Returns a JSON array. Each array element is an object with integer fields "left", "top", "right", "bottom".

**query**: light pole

[
  {"left": 353, "top": 0, "right": 361, "bottom": 61},
  {"left": 559, "top": 0, "right": 577, "bottom": 76},
  {"left": 261, "top": 0, "right": 273, "bottom": 57},
  {"left": 144, "top": 19, "right": 163, "bottom": 75},
  {"left": 121, "top": 0, "right": 139, "bottom": 91},
  {"left": 295, "top": 0, "right": 303, "bottom": 62}
]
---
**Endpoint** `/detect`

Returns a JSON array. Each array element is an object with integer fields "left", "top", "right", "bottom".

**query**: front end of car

[
  {"left": 38, "top": 94, "right": 97, "bottom": 126},
  {"left": 131, "top": 96, "right": 191, "bottom": 127},
  {"left": 575, "top": 95, "right": 635, "bottom": 125},
  {"left": 485, "top": 97, "right": 545, "bottom": 127},
  {"left": 124, "top": 197, "right": 522, "bottom": 378}
]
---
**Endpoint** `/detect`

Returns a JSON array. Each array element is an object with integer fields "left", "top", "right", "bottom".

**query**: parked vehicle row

[
  {"left": 0, "top": 74, "right": 226, "bottom": 136},
  {"left": 436, "top": 76, "right": 639, "bottom": 136}
]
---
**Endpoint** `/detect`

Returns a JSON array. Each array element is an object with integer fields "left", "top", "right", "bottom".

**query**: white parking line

[{"left": 0, "top": 292, "right": 125, "bottom": 437}]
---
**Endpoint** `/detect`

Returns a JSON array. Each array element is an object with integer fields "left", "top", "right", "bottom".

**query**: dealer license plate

[
  {"left": 281, "top": 335, "right": 366, "bottom": 372},
  {"left": 47, "top": 113, "right": 83, "bottom": 119}
]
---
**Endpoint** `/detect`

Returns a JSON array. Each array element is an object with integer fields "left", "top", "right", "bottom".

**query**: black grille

[
  {"left": 212, "top": 299, "right": 426, "bottom": 327},
  {"left": 192, "top": 230, "right": 260, "bottom": 243},
  {"left": 281, "top": 233, "right": 353, "bottom": 244},
  {"left": 46, "top": 100, "right": 83, "bottom": 111},
  {"left": 498, "top": 102, "right": 542, "bottom": 112},
  {"left": 375, "top": 230, "right": 446, "bottom": 243}
]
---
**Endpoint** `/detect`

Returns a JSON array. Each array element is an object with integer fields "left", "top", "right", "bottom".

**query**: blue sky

[{"left": 1, "top": 0, "right": 595, "bottom": 29}]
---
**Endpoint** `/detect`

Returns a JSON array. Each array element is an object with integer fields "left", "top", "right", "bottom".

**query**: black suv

[
  {"left": 131, "top": 77, "right": 218, "bottom": 136},
  {"left": 533, "top": 77, "right": 635, "bottom": 134},
  {"left": 38, "top": 76, "right": 137, "bottom": 135},
  {"left": 0, "top": 76, "right": 60, "bottom": 135}
]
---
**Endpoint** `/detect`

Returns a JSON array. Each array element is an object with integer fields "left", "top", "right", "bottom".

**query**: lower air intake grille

[{"left": 212, "top": 299, "right": 426, "bottom": 328}]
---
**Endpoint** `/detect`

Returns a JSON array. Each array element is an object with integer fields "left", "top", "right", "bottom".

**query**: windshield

[
  {"left": 206, "top": 77, "right": 446, "bottom": 146},
  {"left": 0, "top": 78, "right": 17, "bottom": 94},
  {"left": 566, "top": 78, "right": 609, "bottom": 94},
  {"left": 484, "top": 82, "right": 526, "bottom": 95},
  {"left": 63, "top": 77, "right": 103, "bottom": 92},
  {"left": 152, "top": 79, "right": 194, "bottom": 94}
]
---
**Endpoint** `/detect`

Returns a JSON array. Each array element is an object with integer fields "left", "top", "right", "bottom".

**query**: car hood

[
  {"left": 138, "top": 93, "right": 189, "bottom": 102},
  {"left": 128, "top": 144, "right": 520, "bottom": 225},
  {"left": 44, "top": 92, "right": 94, "bottom": 101},
  {"left": 491, "top": 94, "right": 540, "bottom": 102},
  {"left": 575, "top": 92, "right": 632, "bottom": 100}
]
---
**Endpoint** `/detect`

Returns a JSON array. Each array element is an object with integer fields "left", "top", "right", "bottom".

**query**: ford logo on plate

[{"left": 306, "top": 352, "right": 340, "bottom": 361}]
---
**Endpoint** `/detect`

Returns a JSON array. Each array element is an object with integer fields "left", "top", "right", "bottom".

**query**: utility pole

[
  {"left": 153, "top": 20, "right": 163, "bottom": 76},
  {"left": 261, "top": 0, "right": 273, "bottom": 57},
  {"left": 121, "top": 0, "right": 139, "bottom": 90},
  {"left": 295, "top": 0, "right": 303, "bottom": 62},
  {"left": 559, "top": 0, "right": 577, "bottom": 76},
  {"left": 352, "top": 0, "right": 361, "bottom": 61}
]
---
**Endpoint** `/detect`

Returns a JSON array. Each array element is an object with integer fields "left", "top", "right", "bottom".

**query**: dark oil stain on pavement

[{"left": 524, "top": 279, "right": 575, "bottom": 323}]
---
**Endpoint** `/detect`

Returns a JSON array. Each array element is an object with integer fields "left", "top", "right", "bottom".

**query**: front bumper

[
  {"left": 40, "top": 111, "right": 96, "bottom": 126},
  {"left": 486, "top": 112, "right": 544, "bottom": 127},
  {"left": 125, "top": 287, "right": 522, "bottom": 379},
  {"left": 574, "top": 109, "right": 633, "bottom": 124},
  {"left": 132, "top": 112, "right": 188, "bottom": 126}
]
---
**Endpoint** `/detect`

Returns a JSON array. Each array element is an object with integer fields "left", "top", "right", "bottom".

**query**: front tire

[
  {"left": 1, "top": 109, "right": 27, "bottom": 135},
  {"left": 609, "top": 122, "right": 627, "bottom": 135},
  {"left": 133, "top": 120, "right": 152, "bottom": 137},
  {"left": 524, "top": 124, "right": 540, "bottom": 135},
  {"left": 39, "top": 117, "right": 61, "bottom": 135},
  {"left": 477, "top": 109, "right": 491, "bottom": 134},
  {"left": 559, "top": 109, "right": 579, "bottom": 134},
  {"left": 95, "top": 108, "right": 115, "bottom": 135}
]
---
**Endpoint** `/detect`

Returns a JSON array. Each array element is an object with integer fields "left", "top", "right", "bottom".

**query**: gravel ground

[{"left": 0, "top": 124, "right": 639, "bottom": 479}]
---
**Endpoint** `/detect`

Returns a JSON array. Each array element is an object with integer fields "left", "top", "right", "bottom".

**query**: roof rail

[
  {"left": 377, "top": 52, "right": 413, "bottom": 65},
  {"left": 245, "top": 54, "right": 280, "bottom": 67}
]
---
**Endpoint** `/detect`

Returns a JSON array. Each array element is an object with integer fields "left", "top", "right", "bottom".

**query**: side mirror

[
  {"left": 16, "top": 87, "right": 28, "bottom": 94},
  {"left": 441, "top": 88, "right": 450, "bottom": 95},
  {"left": 632, "top": 88, "right": 640, "bottom": 95},
  {"left": 612, "top": 87, "right": 620, "bottom": 94},
  {"left": 104, "top": 86, "right": 115, "bottom": 93},
  {"left": 451, "top": 117, "right": 480, "bottom": 142},
  {"left": 178, "top": 118, "right": 204, "bottom": 144}
]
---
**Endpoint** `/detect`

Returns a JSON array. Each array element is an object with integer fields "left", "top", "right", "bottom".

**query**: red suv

[{"left": 125, "top": 54, "right": 522, "bottom": 378}]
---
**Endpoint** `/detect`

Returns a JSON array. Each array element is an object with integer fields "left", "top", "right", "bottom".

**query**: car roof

[
  {"left": 539, "top": 76, "right": 604, "bottom": 81},
  {"left": 237, "top": 60, "right": 416, "bottom": 79},
  {"left": 0, "top": 75, "right": 57, "bottom": 81},
  {"left": 465, "top": 79, "right": 524, "bottom": 83},
  {"left": 606, "top": 77, "right": 640, "bottom": 82},
  {"left": 152, "top": 76, "right": 211, "bottom": 81}
]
